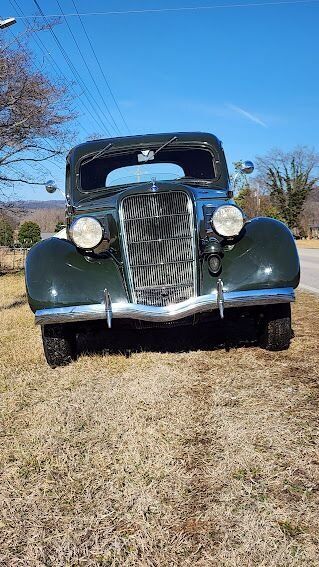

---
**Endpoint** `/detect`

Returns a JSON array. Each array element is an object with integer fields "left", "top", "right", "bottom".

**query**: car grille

[{"left": 120, "top": 191, "right": 197, "bottom": 307}]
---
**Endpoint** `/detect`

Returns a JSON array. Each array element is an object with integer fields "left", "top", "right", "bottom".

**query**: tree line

[{"left": 0, "top": 217, "right": 64, "bottom": 248}]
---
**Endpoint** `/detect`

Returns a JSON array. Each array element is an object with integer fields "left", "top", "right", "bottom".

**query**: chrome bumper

[{"left": 35, "top": 287, "right": 295, "bottom": 326}]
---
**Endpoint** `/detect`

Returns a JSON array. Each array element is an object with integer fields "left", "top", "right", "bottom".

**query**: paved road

[{"left": 298, "top": 249, "right": 319, "bottom": 294}]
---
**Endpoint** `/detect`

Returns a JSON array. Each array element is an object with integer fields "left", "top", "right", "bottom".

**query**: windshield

[
  {"left": 80, "top": 146, "right": 217, "bottom": 192},
  {"left": 106, "top": 163, "right": 184, "bottom": 187}
]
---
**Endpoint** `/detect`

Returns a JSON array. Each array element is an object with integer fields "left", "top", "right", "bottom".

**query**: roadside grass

[{"left": 1, "top": 273, "right": 319, "bottom": 566}]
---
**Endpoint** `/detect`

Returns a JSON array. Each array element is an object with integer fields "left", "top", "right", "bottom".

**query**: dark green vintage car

[{"left": 25, "top": 132, "right": 300, "bottom": 367}]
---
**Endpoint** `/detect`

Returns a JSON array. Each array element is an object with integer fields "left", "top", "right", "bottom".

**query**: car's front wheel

[
  {"left": 258, "top": 303, "right": 292, "bottom": 351},
  {"left": 41, "top": 324, "right": 77, "bottom": 367}
]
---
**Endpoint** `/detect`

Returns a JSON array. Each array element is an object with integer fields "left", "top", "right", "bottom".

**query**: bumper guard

[{"left": 35, "top": 285, "right": 295, "bottom": 327}]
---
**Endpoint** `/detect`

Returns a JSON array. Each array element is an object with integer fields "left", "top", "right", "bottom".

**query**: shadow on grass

[
  {"left": 77, "top": 317, "right": 258, "bottom": 358},
  {"left": 2, "top": 296, "right": 27, "bottom": 310},
  {"left": 0, "top": 269, "right": 25, "bottom": 277}
]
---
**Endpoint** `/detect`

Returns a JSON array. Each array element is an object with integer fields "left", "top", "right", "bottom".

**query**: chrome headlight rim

[
  {"left": 69, "top": 216, "right": 104, "bottom": 250},
  {"left": 211, "top": 205, "right": 244, "bottom": 238}
]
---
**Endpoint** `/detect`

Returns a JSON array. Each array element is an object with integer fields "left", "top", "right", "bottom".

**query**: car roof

[{"left": 67, "top": 132, "right": 222, "bottom": 162}]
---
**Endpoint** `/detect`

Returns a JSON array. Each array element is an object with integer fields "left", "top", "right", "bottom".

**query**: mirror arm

[
  {"left": 232, "top": 171, "right": 241, "bottom": 192},
  {"left": 55, "top": 187, "right": 66, "bottom": 199}
]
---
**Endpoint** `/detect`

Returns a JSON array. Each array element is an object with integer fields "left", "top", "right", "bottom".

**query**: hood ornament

[{"left": 151, "top": 178, "right": 158, "bottom": 192}]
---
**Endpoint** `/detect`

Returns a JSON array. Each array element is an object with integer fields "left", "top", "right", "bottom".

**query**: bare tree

[
  {"left": 235, "top": 181, "right": 285, "bottom": 221},
  {"left": 299, "top": 186, "right": 319, "bottom": 236},
  {"left": 0, "top": 40, "right": 75, "bottom": 205},
  {"left": 255, "top": 147, "right": 319, "bottom": 230}
]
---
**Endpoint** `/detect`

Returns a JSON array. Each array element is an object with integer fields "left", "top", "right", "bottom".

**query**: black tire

[
  {"left": 41, "top": 324, "right": 77, "bottom": 368},
  {"left": 258, "top": 303, "right": 292, "bottom": 351}
]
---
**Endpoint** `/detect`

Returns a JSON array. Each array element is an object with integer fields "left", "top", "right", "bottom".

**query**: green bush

[
  {"left": 55, "top": 221, "right": 65, "bottom": 232},
  {"left": 18, "top": 221, "right": 41, "bottom": 248},
  {"left": 0, "top": 218, "right": 14, "bottom": 247}
]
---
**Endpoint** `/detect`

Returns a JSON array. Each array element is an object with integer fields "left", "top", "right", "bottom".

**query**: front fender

[
  {"left": 25, "top": 238, "right": 128, "bottom": 312},
  {"left": 26, "top": 219, "right": 300, "bottom": 314},
  {"left": 203, "top": 217, "right": 300, "bottom": 294}
]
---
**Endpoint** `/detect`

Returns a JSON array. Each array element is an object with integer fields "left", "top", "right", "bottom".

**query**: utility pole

[
  {"left": 255, "top": 187, "right": 260, "bottom": 215},
  {"left": 254, "top": 179, "right": 261, "bottom": 215}
]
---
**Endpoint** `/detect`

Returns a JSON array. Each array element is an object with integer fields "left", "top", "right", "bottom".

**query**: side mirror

[
  {"left": 231, "top": 161, "right": 255, "bottom": 195},
  {"left": 45, "top": 179, "right": 59, "bottom": 194},
  {"left": 238, "top": 161, "right": 254, "bottom": 175}
]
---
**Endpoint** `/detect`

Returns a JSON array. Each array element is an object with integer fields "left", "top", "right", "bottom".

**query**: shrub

[
  {"left": 0, "top": 217, "right": 14, "bottom": 246},
  {"left": 55, "top": 221, "right": 65, "bottom": 232},
  {"left": 18, "top": 221, "right": 41, "bottom": 248}
]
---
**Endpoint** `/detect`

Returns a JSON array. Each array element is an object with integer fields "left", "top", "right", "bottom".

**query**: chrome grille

[{"left": 120, "top": 191, "right": 196, "bottom": 307}]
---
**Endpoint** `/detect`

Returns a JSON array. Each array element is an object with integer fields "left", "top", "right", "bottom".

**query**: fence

[{"left": 0, "top": 247, "right": 29, "bottom": 272}]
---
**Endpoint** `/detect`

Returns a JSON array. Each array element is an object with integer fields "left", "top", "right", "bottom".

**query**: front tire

[
  {"left": 41, "top": 324, "right": 77, "bottom": 368},
  {"left": 258, "top": 303, "right": 292, "bottom": 351}
]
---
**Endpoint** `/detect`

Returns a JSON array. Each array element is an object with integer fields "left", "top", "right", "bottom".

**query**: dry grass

[
  {"left": 296, "top": 240, "right": 319, "bottom": 249},
  {"left": 0, "top": 248, "right": 27, "bottom": 273},
  {"left": 1, "top": 273, "right": 319, "bottom": 566}
]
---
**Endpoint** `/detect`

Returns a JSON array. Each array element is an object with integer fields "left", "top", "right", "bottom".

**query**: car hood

[{"left": 74, "top": 181, "right": 230, "bottom": 213}]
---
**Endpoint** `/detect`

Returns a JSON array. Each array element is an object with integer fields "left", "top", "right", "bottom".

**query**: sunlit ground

[{"left": 1, "top": 273, "right": 319, "bottom": 565}]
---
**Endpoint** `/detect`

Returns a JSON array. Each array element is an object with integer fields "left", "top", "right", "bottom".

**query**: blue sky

[{"left": 1, "top": 0, "right": 319, "bottom": 200}]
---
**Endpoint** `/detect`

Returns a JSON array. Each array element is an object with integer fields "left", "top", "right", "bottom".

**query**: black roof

[{"left": 68, "top": 132, "right": 222, "bottom": 162}]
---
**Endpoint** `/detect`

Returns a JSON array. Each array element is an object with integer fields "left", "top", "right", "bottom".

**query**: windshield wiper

[
  {"left": 153, "top": 136, "right": 178, "bottom": 156},
  {"left": 141, "top": 136, "right": 178, "bottom": 163},
  {"left": 84, "top": 136, "right": 177, "bottom": 167},
  {"left": 83, "top": 142, "right": 113, "bottom": 165}
]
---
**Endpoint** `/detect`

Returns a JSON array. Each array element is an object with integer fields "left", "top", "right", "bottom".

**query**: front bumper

[{"left": 35, "top": 286, "right": 295, "bottom": 326}]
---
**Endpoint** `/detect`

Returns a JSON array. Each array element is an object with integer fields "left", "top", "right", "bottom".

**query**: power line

[
  {"left": 9, "top": 0, "right": 97, "bottom": 138},
  {"left": 2, "top": 11, "right": 75, "bottom": 159},
  {"left": 56, "top": 0, "right": 122, "bottom": 136},
  {"left": 9, "top": 0, "right": 129, "bottom": 138},
  {"left": 10, "top": 0, "right": 66, "bottom": 77},
  {"left": 13, "top": 0, "right": 319, "bottom": 19},
  {"left": 32, "top": 0, "right": 115, "bottom": 137},
  {"left": 71, "top": 0, "right": 131, "bottom": 135}
]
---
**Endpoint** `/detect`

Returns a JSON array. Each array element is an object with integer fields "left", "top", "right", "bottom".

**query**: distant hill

[
  {"left": 6, "top": 188, "right": 319, "bottom": 208},
  {"left": 11, "top": 200, "right": 65, "bottom": 210},
  {"left": 1, "top": 200, "right": 65, "bottom": 231}
]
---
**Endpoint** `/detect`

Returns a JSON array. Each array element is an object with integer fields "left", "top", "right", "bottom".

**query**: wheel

[
  {"left": 258, "top": 303, "right": 292, "bottom": 351},
  {"left": 41, "top": 324, "right": 77, "bottom": 367}
]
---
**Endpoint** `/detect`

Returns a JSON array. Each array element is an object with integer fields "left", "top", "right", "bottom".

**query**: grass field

[{"left": 1, "top": 273, "right": 319, "bottom": 566}]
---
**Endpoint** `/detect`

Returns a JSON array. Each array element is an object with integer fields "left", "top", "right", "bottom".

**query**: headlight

[
  {"left": 211, "top": 205, "right": 244, "bottom": 237},
  {"left": 70, "top": 216, "right": 103, "bottom": 249}
]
